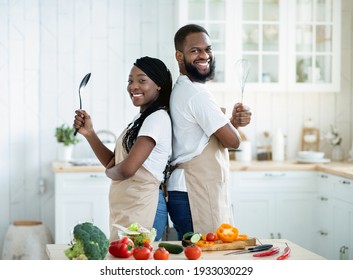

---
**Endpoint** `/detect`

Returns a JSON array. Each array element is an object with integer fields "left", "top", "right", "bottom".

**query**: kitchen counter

[
  {"left": 53, "top": 160, "right": 353, "bottom": 179},
  {"left": 46, "top": 239, "right": 325, "bottom": 260},
  {"left": 229, "top": 160, "right": 353, "bottom": 180}
]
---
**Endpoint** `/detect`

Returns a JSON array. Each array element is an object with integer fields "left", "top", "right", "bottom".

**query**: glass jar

[{"left": 331, "top": 145, "right": 344, "bottom": 161}]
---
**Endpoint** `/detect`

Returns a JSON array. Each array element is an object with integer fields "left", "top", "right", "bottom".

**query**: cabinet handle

[
  {"left": 318, "top": 230, "right": 328, "bottom": 236},
  {"left": 270, "top": 233, "right": 274, "bottom": 239},
  {"left": 339, "top": 180, "right": 351, "bottom": 185},
  {"left": 277, "top": 233, "right": 281, "bottom": 239},
  {"left": 264, "top": 173, "right": 286, "bottom": 177},
  {"left": 89, "top": 174, "right": 105, "bottom": 178},
  {"left": 319, "top": 196, "right": 328, "bottom": 201},
  {"left": 320, "top": 174, "right": 328, "bottom": 179}
]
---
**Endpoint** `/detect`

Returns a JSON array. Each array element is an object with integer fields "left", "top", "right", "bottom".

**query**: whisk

[{"left": 235, "top": 58, "right": 251, "bottom": 103}]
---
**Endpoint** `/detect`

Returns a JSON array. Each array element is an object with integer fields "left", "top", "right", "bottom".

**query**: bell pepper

[
  {"left": 235, "top": 234, "right": 248, "bottom": 241},
  {"left": 195, "top": 240, "right": 215, "bottom": 247},
  {"left": 108, "top": 236, "right": 134, "bottom": 258},
  {"left": 216, "top": 224, "right": 239, "bottom": 243}
]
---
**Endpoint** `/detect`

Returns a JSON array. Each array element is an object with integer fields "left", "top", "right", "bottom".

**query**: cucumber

[
  {"left": 158, "top": 242, "right": 184, "bottom": 254},
  {"left": 190, "top": 233, "right": 202, "bottom": 243},
  {"left": 182, "top": 231, "right": 195, "bottom": 240}
]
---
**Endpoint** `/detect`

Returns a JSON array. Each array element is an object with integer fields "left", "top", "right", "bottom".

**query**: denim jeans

[
  {"left": 167, "top": 191, "right": 194, "bottom": 240},
  {"left": 152, "top": 189, "right": 168, "bottom": 241}
]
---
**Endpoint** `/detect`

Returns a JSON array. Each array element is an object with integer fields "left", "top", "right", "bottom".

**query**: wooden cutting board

[{"left": 183, "top": 238, "right": 257, "bottom": 251}]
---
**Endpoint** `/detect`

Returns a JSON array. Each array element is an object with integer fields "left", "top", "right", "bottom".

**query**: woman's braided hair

[{"left": 122, "top": 56, "right": 172, "bottom": 153}]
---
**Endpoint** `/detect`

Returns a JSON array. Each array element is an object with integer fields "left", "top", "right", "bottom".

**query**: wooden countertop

[
  {"left": 52, "top": 160, "right": 353, "bottom": 179},
  {"left": 229, "top": 160, "right": 353, "bottom": 180},
  {"left": 46, "top": 239, "right": 325, "bottom": 260}
]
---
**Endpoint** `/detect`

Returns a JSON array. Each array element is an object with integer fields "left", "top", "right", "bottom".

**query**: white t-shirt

[
  {"left": 132, "top": 109, "right": 171, "bottom": 182},
  {"left": 168, "top": 75, "right": 230, "bottom": 192}
]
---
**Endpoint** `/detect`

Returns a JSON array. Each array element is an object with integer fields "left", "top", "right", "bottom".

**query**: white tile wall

[{"left": 0, "top": 0, "right": 352, "bottom": 257}]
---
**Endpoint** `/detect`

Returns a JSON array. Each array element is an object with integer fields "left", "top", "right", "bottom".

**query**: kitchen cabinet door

[
  {"left": 232, "top": 192, "right": 275, "bottom": 239},
  {"left": 275, "top": 192, "right": 317, "bottom": 252},
  {"left": 315, "top": 173, "right": 353, "bottom": 259},
  {"left": 331, "top": 199, "right": 353, "bottom": 260},
  {"left": 315, "top": 172, "right": 334, "bottom": 259},
  {"left": 178, "top": 0, "right": 341, "bottom": 92},
  {"left": 230, "top": 171, "right": 317, "bottom": 250},
  {"left": 331, "top": 176, "right": 353, "bottom": 260},
  {"left": 54, "top": 172, "right": 110, "bottom": 244}
]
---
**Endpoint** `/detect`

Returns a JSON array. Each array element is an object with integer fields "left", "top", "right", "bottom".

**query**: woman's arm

[
  {"left": 74, "top": 109, "right": 114, "bottom": 167},
  {"left": 105, "top": 136, "right": 155, "bottom": 180}
]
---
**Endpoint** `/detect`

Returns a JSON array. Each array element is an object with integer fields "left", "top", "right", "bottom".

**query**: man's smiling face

[{"left": 176, "top": 32, "right": 215, "bottom": 83}]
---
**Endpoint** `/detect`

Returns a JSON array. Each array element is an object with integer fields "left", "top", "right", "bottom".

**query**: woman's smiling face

[{"left": 127, "top": 65, "right": 160, "bottom": 112}]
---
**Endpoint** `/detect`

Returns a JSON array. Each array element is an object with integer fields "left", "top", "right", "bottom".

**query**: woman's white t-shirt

[{"left": 134, "top": 109, "right": 171, "bottom": 182}]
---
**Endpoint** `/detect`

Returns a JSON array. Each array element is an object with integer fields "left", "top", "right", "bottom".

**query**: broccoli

[{"left": 64, "top": 222, "right": 109, "bottom": 260}]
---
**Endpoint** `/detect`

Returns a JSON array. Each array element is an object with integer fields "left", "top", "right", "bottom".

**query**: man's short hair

[{"left": 174, "top": 24, "right": 209, "bottom": 51}]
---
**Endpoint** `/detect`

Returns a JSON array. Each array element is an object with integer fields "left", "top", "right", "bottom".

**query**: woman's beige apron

[
  {"left": 178, "top": 135, "right": 233, "bottom": 234},
  {"left": 108, "top": 129, "right": 159, "bottom": 241}
]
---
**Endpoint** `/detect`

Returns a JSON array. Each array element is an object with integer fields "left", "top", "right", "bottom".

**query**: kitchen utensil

[
  {"left": 224, "top": 244, "right": 273, "bottom": 255},
  {"left": 235, "top": 58, "right": 251, "bottom": 103},
  {"left": 74, "top": 73, "right": 91, "bottom": 136}
]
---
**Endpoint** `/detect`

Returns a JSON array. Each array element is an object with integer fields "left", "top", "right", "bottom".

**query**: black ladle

[{"left": 74, "top": 73, "right": 91, "bottom": 136}]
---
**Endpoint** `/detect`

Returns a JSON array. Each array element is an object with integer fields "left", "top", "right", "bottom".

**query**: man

[{"left": 166, "top": 24, "right": 252, "bottom": 239}]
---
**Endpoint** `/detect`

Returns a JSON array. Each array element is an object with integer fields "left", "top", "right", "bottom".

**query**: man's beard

[{"left": 184, "top": 57, "right": 216, "bottom": 83}]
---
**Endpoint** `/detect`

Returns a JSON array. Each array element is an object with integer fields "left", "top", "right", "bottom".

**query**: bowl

[{"left": 298, "top": 151, "right": 325, "bottom": 159}]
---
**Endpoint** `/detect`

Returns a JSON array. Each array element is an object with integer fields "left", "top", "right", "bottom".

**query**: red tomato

[
  {"left": 143, "top": 242, "right": 153, "bottom": 252},
  {"left": 206, "top": 232, "right": 216, "bottom": 242},
  {"left": 108, "top": 237, "right": 134, "bottom": 258},
  {"left": 153, "top": 247, "right": 169, "bottom": 260},
  {"left": 184, "top": 245, "right": 202, "bottom": 260},
  {"left": 132, "top": 246, "right": 151, "bottom": 260}
]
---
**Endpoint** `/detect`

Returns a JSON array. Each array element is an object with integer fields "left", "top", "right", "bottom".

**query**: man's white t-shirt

[
  {"left": 168, "top": 75, "right": 230, "bottom": 192},
  {"left": 133, "top": 109, "right": 171, "bottom": 182}
]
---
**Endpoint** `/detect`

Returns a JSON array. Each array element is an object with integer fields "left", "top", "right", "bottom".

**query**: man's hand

[{"left": 230, "top": 103, "right": 252, "bottom": 128}]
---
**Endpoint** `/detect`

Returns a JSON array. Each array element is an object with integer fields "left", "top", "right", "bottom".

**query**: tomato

[
  {"left": 108, "top": 237, "right": 134, "bottom": 258},
  {"left": 153, "top": 247, "right": 169, "bottom": 260},
  {"left": 184, "top": 245, "right": 202, "bottom": 260},
  {"left": 132, "top": 246, "right": 151, "bottom": 260},
  {"left": 206, "top": 232, "right": 216, "bottom": 242},
  {"left": 143, "top": 242, "right": 153, "bottom": 252}
]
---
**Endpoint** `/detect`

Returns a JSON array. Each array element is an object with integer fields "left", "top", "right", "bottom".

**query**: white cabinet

[
  {"left": 230, "top": 171, "right": 317, "bottom": 252},
  {"left": 178, "top": 0, "right": 341, "bottom": 92},
  {"left": 54, "top": 172, "right": 110, "bottom": 244},
  {"left": 315, "top": 172, "right": 353, "bottom": 260},
  {"left": 315, "top": 172, "right": 333, "bottom": 259}
]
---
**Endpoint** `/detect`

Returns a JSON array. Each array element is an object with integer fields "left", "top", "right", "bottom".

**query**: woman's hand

[
  {"left": 230, "top": 103, "right": 252, "bottom": 128},
  {"left": 73, "top": 109, "right": 94, "bottom": 137}
]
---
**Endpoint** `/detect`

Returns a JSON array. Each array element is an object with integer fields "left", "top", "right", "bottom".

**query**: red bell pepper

[{"left": 108, "top": 236, "right": 134, "bottom": 258}]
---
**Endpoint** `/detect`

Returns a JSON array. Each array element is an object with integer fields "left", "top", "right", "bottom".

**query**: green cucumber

[
  {"left": 182, "top": 231, "right": 195, "bottom": 240},
  {"left": 158, "top": 242, "right": 184, "bottom": 254},
  {"left": 190, "top": 233, "right": 202, "bottom": 243}
]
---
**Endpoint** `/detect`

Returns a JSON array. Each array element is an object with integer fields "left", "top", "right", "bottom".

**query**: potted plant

[{"left": 55, "top": 124, "right": 80, "bottom": 161}]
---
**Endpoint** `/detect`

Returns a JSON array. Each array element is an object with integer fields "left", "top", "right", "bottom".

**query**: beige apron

[
  {"left": 108, "top": 129, "right": 159, "bottom": 241},
  {"left": 178, "top": 135, "right": 233, "bottom": 234}
]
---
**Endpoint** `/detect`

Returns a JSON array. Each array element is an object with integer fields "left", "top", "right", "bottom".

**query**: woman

[{"left": 73, "top": 56, "right": 173, "bottom": 241}]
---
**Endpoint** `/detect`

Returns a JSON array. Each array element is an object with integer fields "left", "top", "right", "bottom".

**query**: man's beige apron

[
  {"left": 178, "top": 135, "right": 233, "bottom": 234},
  {"left": 108, "top": 129, "right": 159, "bottom": 241}
]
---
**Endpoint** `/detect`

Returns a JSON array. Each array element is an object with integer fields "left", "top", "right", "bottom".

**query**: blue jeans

[
  {"left": 167, "top": 191, "right": 194, "bottom": 240},
  {"left": 152, "top": 189, "right": 168, "bottom": 241}
]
